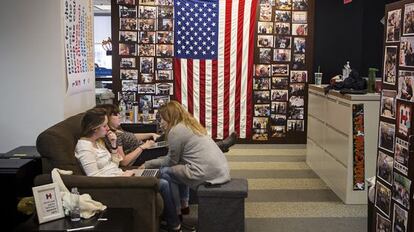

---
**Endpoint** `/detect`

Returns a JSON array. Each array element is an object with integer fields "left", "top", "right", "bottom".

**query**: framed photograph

[
  {"left": 117, "top": 0, "right": 135, "bottom": 5},
  {"left": 270, "top": 114, "right": 286, "bottom": 126},
  {"left": 271, "top": 101, "right": 287, "bottom": 114},
  {"left": 383, "top": 46, "right": 397, "bottom": 85},
  {"left": 156, "top": 44, "right": 173, "bottom": 57},
  {"left": 292, "top": 24, "right": 308, "bottom": 36},
  {"left": 274, "top": 10, "right": 291, "bottom": 22},
  {"left": 274, "top": 36, "right": 291, "bottom": 49},
  {"left": 254, "top": 90, "right": 271, "bottom": 103},
  {"left": 376, "top": 213, "right": 391, "bottom": 232},
  {"left": 255, "top": 64, "right": 271, "bottom": 77},
  {"left": 287, "top": 120, "right": 304, "bottom": 132},
  {"left": 156, "top": 31, "right": 173, "bottom": 43},
  {"left": 259, "top": 5, "right": 272, "bottom": 21},
  {"left": 139, "top": 0, "right": 156, "bottom": 5},
  {"left": 392, "top": 172, "right": 411, "bottom": 209},
  {"left": 257, "top": 35, "right": 274, "bottom": 48},
  {"left": 120, "top": 69, "right": 138, "bottom": 80},
  {"left": 290, "top": 70, "right": 307, "bottom": 83},
  {"left": 153, "top": 95, "right": 170, "bottom": 108},
  {"left": 396, "top": 100, "right": 412, "bottom": 138},
  {"left": 272, "top": 64, "right": 289, "bottom": 76},
  {"left": 254, "top": 104, "right": 271, "bottom": 117},
  {"left": 140, "top": 57, "right": 154, "bottom": 74},
  {"left": 156, "top": 82, "right": 174, "bottom": 95},
  {"left": 138, "top": 19, "right": 156, "bottom": 31},
  {"left": 158, "top": 18, "right": 173, "bottom": 31},
  {"left": 138, "top": 6, "right": 156, "bottom": 19},
  {"left": 270, "top": 125, "right": 286, "bottom": 137},
  {"left": 289, "top": 83, "right": 305, "bottom": 96},
  {"left": 252, "top": 128, "right": 269, "bottom": 141},
  {"left": 253, "top": 77, "right": 271, "bottom": 90},
  {"left": 260, "top": 0, "right": 275, "bottom": 5},
  {"left": 394, "top": 138, "right": 409, "bottom": 176},
  {"left": 156, "top": 70, "right": 173, "bottom": 81},
  {"left": 271, "top": 89, "right": 288, "bottom": 101},
  {"left": 119, "top": 5, "right": 137, "bottom": 18},
  {"left": 118, "top": 91, "right": 136, "bottom": 103},
  {"left": 156, "top": 0, "right": 173, "bottom": 6},
  {"left": 120, "top": 58, "right": 136, "bottom": 68},
  {"left": 292, "top": 0, "right": 308, "bottom": 10},
  {"left": 259, "top": 48, "right": 272, "bottom": 63},
  {"left": 399, "top": 37, "right": 414, "bottom": 67},
  {"left": 376, "top": 150, "right": 393, "bottom": 184},
  {"left": 275, "top": 0, "right": 292, "bottom": 10},
  {"left": 293, "top": 37, "right": 306, "bottom": 53},
  {"left": 138, "top": 84, "right": 155, "bottom": 94},
  {"left": 139, "top": 31, "right": 156, "bottom": 44},
  {"left": 158, "top": 6, "right": 174, "bottom": 18},
  {"left": 380, "top": 90, "right": 396, "bottom": 119},
  {"left": 253, "top": 117, "right": 269, "bottom": 129},
  {"left": 138, "top": 44, "right": 155, "bottom": 56},
  {"left": 398, "top": 70, "right": 414, "bottom": 101},
  {"left": 120, "top": 18, "right": 137, "bottom": 30},
  {"left": 156, "top": 58, "right": 173, "bottom": 69},
  {"left": 379, "top": 121, "right": 395, "bottom": 153},
  {"left": 393, "top": 204, "right": 408, "bottom": 232},
  {"left": 292, "top": 54, "right": 306, "bottom": 69},
  {"left": 32, "top": 183, "right": 64, "bottom": 224},
  {"left": 386, "top": 9, "right": 401, "bottom": 42},
  {"left": 292, "top": 11, "right": 307, "bottom": 24},
  {"left": 122, "top": 80, "right": 138, "bottom": 91},
  {"left": 289, "top": 96, "right": 304, "bottom": 108},
  {"left": 139, "top": 74, "right": 154, "bottom": 83},
  {"left": 139, "top": 95, "right": 153, "bottom": 112},
  {"left": 119, "top": 31, "right": 138, "bottom": 42},
  {"left": 274, "top": 22, "right": 291, "bottom": 35},
  {"left": 403, "top": 3, "right": 414, "bottom": 35},
  {"left": 257, "top": 22, "right": 273, "bottom": 34},
  {"left": 119, "top": 43, "right": 137, "bottom": 56},
  {"left": 273, "top": 49, "right": 291, "bottom": 62},
  {"left": 288, "top": 107, "right": 304, "bottom": 120},
  {"left": 375, "top": 181, "right": 391, "bottom": 217}
]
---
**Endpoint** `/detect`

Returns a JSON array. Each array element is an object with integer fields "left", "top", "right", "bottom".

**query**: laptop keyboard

[{"left": 142, "top": 169, "right": 158, "bottom": 177}]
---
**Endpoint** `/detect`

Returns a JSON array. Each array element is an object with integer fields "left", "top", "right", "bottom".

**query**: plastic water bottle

[
  {"left": 70, "top": 187, "right": 81, "bottom": 221},
  {"left": 342, "top": 61, "right": 351, "bottom": 80},
  {"left": 119, "top": 99, "right": 127, "bottom": 121},
  {"left": 142, "top": 102, "right": 149, "bottom": 123}
]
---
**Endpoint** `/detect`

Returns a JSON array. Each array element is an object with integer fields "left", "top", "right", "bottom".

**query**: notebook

[{"left": 133, "top": 169, "right": 159, "bottom": 177}]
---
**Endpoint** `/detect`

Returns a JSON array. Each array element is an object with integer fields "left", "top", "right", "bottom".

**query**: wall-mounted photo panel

[
  {"left": 119, "top": 5, "right": 137, "bottom": 18},
  {"left": 252, "top": 128, "right": 268, "bottom": 141},
  {"left": 139, "top": 31, "right": 156, "bottom": 43},
  {"left": 255, "top": 64, "right": 271, "bottom": 77},
  {"left": 288, "top": 107, "right": 304, "bottom": 120},
  {"left": 293, "top": 37, "right": 306, "bottom": 53},
  {"left": 383, "top": 46, "right": 398, "bottom": 85},
  {"left": 290, "top": 70, "right": 307, "bottom": 83},
  {"left": 271, "top": 89, "right": 288, "bottom": 101},
  {"left": 379, "top": 121, "right": 395, "bottom": 153},
  {"left": 274, "top": 22, "right": 291, "bottom": 35},
  {"left": 270, "top": 114, "right": 286, "bottom": 126},
  {"left": 137, "top": 84, "right": 155, "bottom": 94},
  {"left": 396, "top": 100, "right": 412, "bottom": 138},
  {"left": 254, "top": 78, "right": 271, "bottom": 90},
  {"left": 156, "top": 70, "right": 173, "bottom": 81},
  {"left": 120, "top": 18, "right": 137, "bottom": 30},
  {"left": 122, "top": 80, "right": 138, "bottom": 91},
  {"left": 292, "top": 24, "right": 308, "bottom": 36},
  {"left": 292, "top": 11, "right": 307, "bottom": 24},
  {"left": 254, "top": 91, "right": 271, "bottom": 103},
  {"left": 156, "top": 58, "right": 173, "bottom": 70},
  {"left": 259, "top": 48, "right": 273, "bottom": 63},
  {"left": 393, "top": 204, "right": 408, "bottom": 232},
  {"left": 272, "top": 77, "right": 289, "bottom": 89},
  {"left": 272, "top": 64, "right": 289, "bottom": 76},
  {"left": 375, "top": 181, "right": 392, "bottom": 217},
  {"left": 271, "top": 101, "right": 287, "bottom": 114},
  {"left": 120, "top": 69, "right": 138, "bottom": 80},
  {"left": 376, "top": 150, "right": 394, "bottom": 185},
  {"left": 398, "top": 70, "right": 414, "bottom": 101},
  {"left": 140, "top": 57, "right": 154, "bottom": 73},
  {"left": 138, "top": 5, "right": 156, "bottom": 19},
  {"left": 258, "top": 35, "right": 274, "bottom": 48},
  {"left": 156, "top": 82, "right": 173, "bottom": 95},
  {"left": 120, "top": 58, "right": 136, "bottom": 68},
  {"left": 399, "top": 37, "right": 414, "bottom": 67},
  {"left": 392, "top": 172, "right": 411, "bottom": 209},
  {"left": 253, "top": 117, "right": 269, "bottom": 129},
  {"left": 120, "top": 31, "right": 138, "bottom": 42},
  {"left": 275, "top": 0, "right": 292, "bottom": 10},
  {"left": 403, "top": 3, "right": 414, "bottom": 35},
  {"left": 153, "top": 95, "right": 170, "bottom": 108},
  {"left": 274, "top": 36, "right": 291, "bottom": 49},
  {"left": 274, "top": 10, "right": 291, "bottom": 23},
  {"left": 376, "top": 213, "right": 392, "bottom": 232},
  {"left": 292, "top": 0, "right": 308, "bottom": 10},
  {"left": 394, "top": 138, "right": 409, "bottom": 176},
  {"left": 259, "top": 5, "right": 273, "bottom": 21},
  {"left": 386, "top": 9, "right": 401, "bottom": 42},
  {"left": 381, "top": 90, "right": 397, "bottom": 119},
  {"left": 270, "top": 125, "right": 286, "bottom": 138},
  {"left": 119, "top": 43, "right": 137, "bottom": 56},
  {"left": 254, "top": 104, "right": 271, "bottom": 117},
  {"left": 287, "top": 120, "right": 304, "bottom": 132},
  {"left": 258, "top": 22, "right": 274, "bottom": 34}
]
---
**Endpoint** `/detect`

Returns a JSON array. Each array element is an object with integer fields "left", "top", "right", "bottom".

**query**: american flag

[{"left": 174, "top": 0, "right": 258, "bottom": 139}]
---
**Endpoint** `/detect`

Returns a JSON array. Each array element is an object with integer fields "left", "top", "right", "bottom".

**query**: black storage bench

[{"left": 197, "top": 178, "right": 248, "bottom": 232}]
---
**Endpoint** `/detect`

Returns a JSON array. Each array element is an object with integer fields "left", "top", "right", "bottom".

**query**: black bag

[{"left": 324, "top": 69, "right": 367, "bottom": 94}]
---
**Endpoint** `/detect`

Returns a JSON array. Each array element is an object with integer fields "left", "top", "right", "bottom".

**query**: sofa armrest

[{"left": 34, "top": 174, "right": 163, "bottom": 232}]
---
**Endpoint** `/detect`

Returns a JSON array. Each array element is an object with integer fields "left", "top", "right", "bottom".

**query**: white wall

[{"left": 0, "top": 0, "right": 95, "bottom": 152}]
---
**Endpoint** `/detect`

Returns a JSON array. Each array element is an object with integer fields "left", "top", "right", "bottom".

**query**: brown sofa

[{"left": 35, "top": 113, "right": 163, "bottom": 232}]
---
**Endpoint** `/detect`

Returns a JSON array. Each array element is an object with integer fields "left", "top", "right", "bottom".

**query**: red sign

[{"left": 344, "top": 0, "right": 352, "bottom": 4}]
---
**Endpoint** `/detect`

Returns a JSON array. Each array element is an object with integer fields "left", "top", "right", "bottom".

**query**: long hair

[
  {"left": 94, "top": 104, "right": 120, "bottom": 131},
  {"left": 159, "top": 100, "right": 207, "bottom": 136},
  {"left": 81, "top": 108, "right": 107, "bottom": 137}
]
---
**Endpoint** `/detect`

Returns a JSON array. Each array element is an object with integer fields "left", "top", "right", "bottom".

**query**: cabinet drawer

[
  {"left": 308, "top": 92, "right": 326, "bottom": 121},
  {"left": 325, "top": 125, "right": 349, "bottom": 167},
  {"left": 308, "top": 116, "right": 324, "bottom": 147},
  {"left": 323, "top": 149, "right": 348, "bottom": 202},
  {"left": 326, "top": 97, "right": 351, "bottom": 134}
]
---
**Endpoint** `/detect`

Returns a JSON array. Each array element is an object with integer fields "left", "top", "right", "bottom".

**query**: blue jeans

[
  {"left": 160, "top": 167, "right": 190, "bottom": 212},
  {"left": 158, "top": 178, "right": 180, "bottom": 228}
]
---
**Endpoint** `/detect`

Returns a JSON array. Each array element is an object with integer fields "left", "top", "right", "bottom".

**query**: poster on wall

[
  {"left": 64, "top": 0, "right": 95, "bottom": 95},
  {"left": 352, "top": 104, "right": 365, "bottom": 190}
]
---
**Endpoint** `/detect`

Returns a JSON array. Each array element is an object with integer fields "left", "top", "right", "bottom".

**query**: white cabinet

[{"left": 306, "top": 85, "right": 380, "bottom": 204}]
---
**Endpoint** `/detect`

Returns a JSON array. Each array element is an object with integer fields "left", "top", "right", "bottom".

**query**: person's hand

[
  {"left": 138, "top": 164, "right": 145, "bottom": 169},
  {"left": 107, "top": 131, "right": 117, "bottom": 144},
  {"left": 140, "top": 140, "right": 155, "bottom": 150},
  {"left": 122, "top": 170, "right": 135, "bottom": 176},
  {"left": 151, "top": 133, "right": 161, "bottom": 141}
]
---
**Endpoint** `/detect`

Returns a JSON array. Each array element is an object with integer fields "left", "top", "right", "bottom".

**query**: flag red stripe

[
  {"left": 199, "top": 60, "right": 206, "bottom": 127},
  {"left": 235, "top": 0, "right": 245, "bottom": 136},
  {"left": 212, "top": 60, "right": 218, "bottom": 139},
  {"left": 174, "top": 58, "right": 182, "bottom": 102},
  {"left": 187, "top": 59, "right": 193, "bottom": 114},
  {"left": 223, "top": 0, "right": 232, "bottom": 139},
  {"left": 246, "top": 0, "right": 258, "bottom": 138}
]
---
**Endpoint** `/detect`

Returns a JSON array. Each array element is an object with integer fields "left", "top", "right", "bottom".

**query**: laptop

[{"left": 133, "top": 169, "right": 159, "bottom": 177}]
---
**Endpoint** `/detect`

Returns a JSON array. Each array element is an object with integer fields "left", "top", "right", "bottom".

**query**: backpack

[{"left": 324, "top": 69, "right": 367, "bottom": 94}]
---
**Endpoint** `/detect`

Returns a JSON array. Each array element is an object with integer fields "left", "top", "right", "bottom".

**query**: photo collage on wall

[
  {"left": 375, "top": 3, "right": 414, "bottom": 232},
  {"left": 253, "top": 0, "right": 309, "bottom": 141},
  {"left": 116, "top": 0, "right": 173, "bottom": 115}
]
